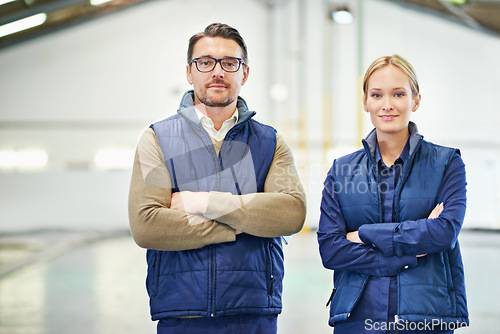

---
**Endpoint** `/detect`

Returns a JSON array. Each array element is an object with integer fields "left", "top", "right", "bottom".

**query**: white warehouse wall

[
  {"left": 0, "top": 0, "right": 270, "bottom": 231},
  {"left": 0, "top": 0, "right": 499, "bottom": 231},
  {"left": 360, "top": 0, "right": 500, "bottom": 229},
  {"left": 300, "top": 0, "right": 500, "bottom": 230}
]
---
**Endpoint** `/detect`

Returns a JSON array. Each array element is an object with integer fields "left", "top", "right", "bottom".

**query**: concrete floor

[{"left": 0, "top": 230, "right": 499, "bottom": 334}]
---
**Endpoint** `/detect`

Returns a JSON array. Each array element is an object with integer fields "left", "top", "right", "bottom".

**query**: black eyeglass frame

[{"left": 189, "top": 57, "right": 246, "bottom": 73}]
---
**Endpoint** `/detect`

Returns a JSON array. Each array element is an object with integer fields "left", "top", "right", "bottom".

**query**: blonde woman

[{"left": 318, "top": 55, "right": 468, "bottom": 333}]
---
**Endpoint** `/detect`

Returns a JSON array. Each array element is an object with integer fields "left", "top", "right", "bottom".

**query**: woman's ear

[
  {"left": 412, "top": 94, "right": 421, "bottom": 112},
  {"left": 363, "top": 96, "right": 368, "bottom": 112}
]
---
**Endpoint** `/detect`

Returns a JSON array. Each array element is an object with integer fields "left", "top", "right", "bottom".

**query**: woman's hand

[
  {"left": 346, "top": 204, "right": 445, "bottom": 252},
  {"left": 346, "top": 231, "right": 364, "bottom": 244},
  {"left": 427, "top": 203, "right": 444, "bottom": 219},
  {"left": 417, "top": 203, "right": 445, "bottom": 258}
]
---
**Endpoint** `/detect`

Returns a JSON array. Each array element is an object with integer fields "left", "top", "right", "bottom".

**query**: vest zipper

[
  {"left": 371, "top": 165, "right": 383, "bottom": 224},
  {"left": 209, "top": 245, "right": 216, "bottom": 317},
  {"left": 326, "top": 288, "right": 336, "bottom": 307},
  {"left": 267, "top": 242, "right": 275, "bottom": 296},
  {"left": 153, "top": 250, "right": 161, "bottom": 296},
  {"left": 393, "top": 138, "right": 422, "bottom": 221}
]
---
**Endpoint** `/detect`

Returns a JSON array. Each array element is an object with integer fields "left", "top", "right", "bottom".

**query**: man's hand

[
  {"left": 170, "top": 191, "right": 209, "bottom": 215},
  {"left": 346, "top": 231, "right": 364, "bottom": 244}
]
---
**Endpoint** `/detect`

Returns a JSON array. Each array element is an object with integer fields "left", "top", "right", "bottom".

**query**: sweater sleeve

[
  {"left": 128, "top": 128, "right": 236, "bottom": 251},
  {"left": 358, "top": 152, "right": 467, "bottom": 257},
  {"left": 317, "top": 163, "right": 418, "bottom": 277},
  {"left": 203, "top": 133, "right": 306, "bottom": 237}
]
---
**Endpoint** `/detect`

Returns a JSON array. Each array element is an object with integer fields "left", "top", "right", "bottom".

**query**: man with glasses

[{"left": 128, "top": 23, "right": 306, "bottom": 334}]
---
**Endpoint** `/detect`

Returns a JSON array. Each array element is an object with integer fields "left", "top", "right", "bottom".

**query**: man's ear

[
  {"left": 241, "top": 66, "right": 249, "bottom": 86},
  {"left": 186, "top": 64, "right": 193, "bottom": 85}
]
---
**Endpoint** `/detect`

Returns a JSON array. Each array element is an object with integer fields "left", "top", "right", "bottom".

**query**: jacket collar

[
  {"left": 375, "top": 140, "right": 410, "bottom": 167},
  {"left": 177, "top": 90, "right": 256, "bottom": 125},
  {"left": 362, "top": 122, "right": 423, "bottom": 163}
]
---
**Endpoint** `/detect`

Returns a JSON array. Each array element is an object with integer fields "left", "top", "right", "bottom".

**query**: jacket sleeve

[
  {"left": 317, "top": 162, "right": 417, "bottom": 277},
  {"left": 128, "top": 128, "right": 236, "bottom": 251},
  {"left": 203, "top": 133, "right": 306, "bottom": 237},
  {"left": 358, "top": 152, "right": 466, "bottom": 257}
]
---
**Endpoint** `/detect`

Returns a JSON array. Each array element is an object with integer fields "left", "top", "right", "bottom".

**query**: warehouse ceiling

[
  {"left": 0, "top": 0, "right": 151, "bottom": 49},
  {"left": 0, "top": 0, "right": 499, "bottom": 51},
  {"left": 390, "top": 0, "right": 500, "bottom": 34}
]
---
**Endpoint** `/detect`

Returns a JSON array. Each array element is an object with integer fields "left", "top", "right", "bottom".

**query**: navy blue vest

[
  {"left": 328, "top": 124, "right": 468, "bottom": 326},
  {"left": 146, "top": 91, "right": 282, "bottom": 320}
]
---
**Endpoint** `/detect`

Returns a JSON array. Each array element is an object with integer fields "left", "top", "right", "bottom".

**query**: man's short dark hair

[{"left": 187, "top": 23, "right": 248, "bottom": 65}]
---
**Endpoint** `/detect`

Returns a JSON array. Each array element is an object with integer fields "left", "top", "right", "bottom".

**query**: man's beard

[
  {"left": 197, "top": 94, "right": 234, "bottom": 107},
  {"left": 195, "top": 81, "right": 235, "bottom": 107}
]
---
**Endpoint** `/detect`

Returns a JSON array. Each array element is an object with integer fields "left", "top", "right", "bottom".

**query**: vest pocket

[
  {"left": 148, "top": 250, "right": 161, "bottom": 297},
  {"left": 266, "top": 242, "right": 275, "bottom": 296},
  {"left": 329, "top": 272, "right": 369, "bottom": 324},
  {"left": 326, "top": 288, "right": 336, "bottom": 307},
  {"left": 443, "top": 251, "right": 456, "bottom": 313}
]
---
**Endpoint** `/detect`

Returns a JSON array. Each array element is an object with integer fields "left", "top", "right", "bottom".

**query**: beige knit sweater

[{"left": 128, "top": 127, "right": 306, "bottom": 251}]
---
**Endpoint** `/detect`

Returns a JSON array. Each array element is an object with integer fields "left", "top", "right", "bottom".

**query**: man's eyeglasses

[{"left": 190, "top": 57, "right": 246, "bottom": 73}]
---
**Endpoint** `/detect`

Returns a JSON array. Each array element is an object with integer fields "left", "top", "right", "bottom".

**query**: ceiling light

[
  {"left": 0, "top": 150, "right": 48, "bottom": 168},
  {"left": 270, "top": 83, "right": 290, "bottom": 102},
  {"left": 0, "top": 13, "right": 47, "bottom": 38},
  {"left": 91, "top": 0, "right": 113, "bottom": 5},
  {"left": 441, "top": 0, "right": 466, "bottom": 4},
  {"left": 330, "top": 7, "right": 353, "bottom": 24},
  {"left": 0, "top": 0, "right": 16, "bottom": 6},
  {"left": 94, "top": 148, "right": 134, "bottom": 170}
]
